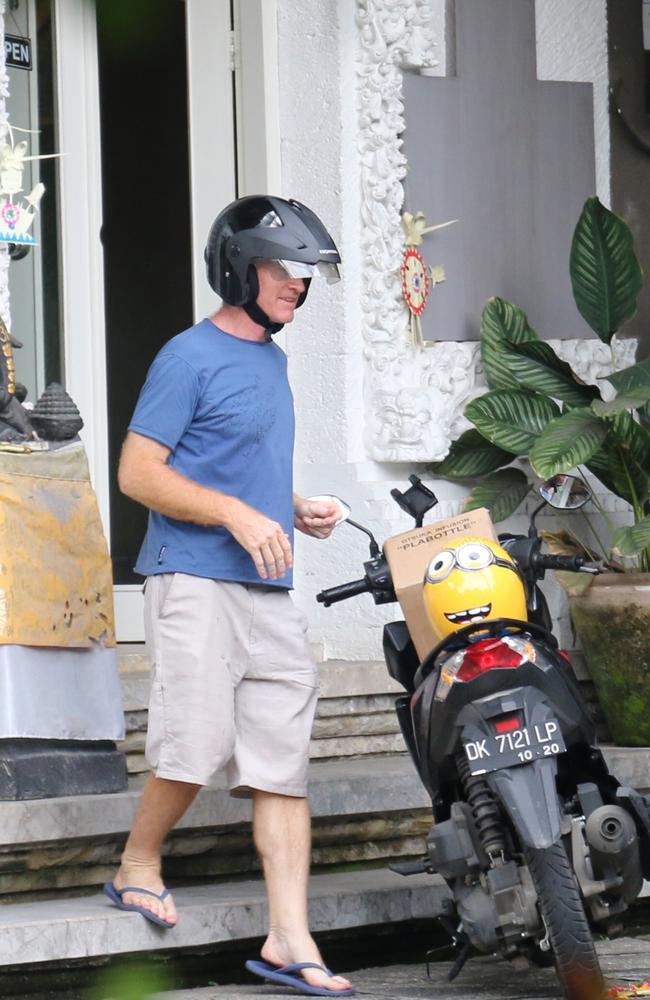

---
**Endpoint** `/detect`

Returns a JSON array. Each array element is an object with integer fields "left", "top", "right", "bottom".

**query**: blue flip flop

[
  {"left": 245, "top": 960, "right": 355, "bottom": 997},
  {"left": 103, "top": 882, "right": 175, "bottom": 929}
]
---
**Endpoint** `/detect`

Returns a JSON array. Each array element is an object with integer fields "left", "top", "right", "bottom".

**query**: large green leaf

[
  {"left": 592, "top": 393, "right": 650, "bottom": 417},
  {"left": 612, "top": 515, "right": 650, "bottom": 557},
  {"left": 463, "top": 468, "right": 532, "bottom": 523},
  {"left": 639, "top": 400, "right": 650, "bottom": 432},
  {"left": 480, "top": 297, "right": 538, "bottom": 390},
  {"left": 465, "top": 390, "right": 561, "bottom": 455},
  {"left": 586, "top": 444, "right": 635, "bottom": 505},
  {"left": 529, "top": 408, "right": 609, "bottom": 477},
  {"left": 605, "top": 357, "right": 650, "bottom": 399},
  {"left": 570, "top": 196, "right": 643, "bottom": 344},
  {"left": 585, "top": 407, "right": 650, "bottom": 506},
  {"left": 493, "top": 339, "right": 600, "bottom": 407},
  {"left": 428, "top": 429, "right": 514, "bottom": 479},
  {"left": 481, "top": 296, "right": 538, "bottom": 345},
  {"left": 608, "top": 411, "right": 650, "bottom": 503}
]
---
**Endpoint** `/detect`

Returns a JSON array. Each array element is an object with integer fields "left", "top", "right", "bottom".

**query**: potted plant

[{"left": 430, "top": 196, "right": 650, "bottom": 745}]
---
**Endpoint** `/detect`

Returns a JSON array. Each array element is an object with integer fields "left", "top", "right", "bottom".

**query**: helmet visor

[{"left": 256, "top": 258, "right": 341, "bottom": 284}]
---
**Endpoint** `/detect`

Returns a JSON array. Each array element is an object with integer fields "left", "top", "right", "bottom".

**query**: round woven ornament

[{"left": 401, "top": 246, "right": 430, "bottom": 316}]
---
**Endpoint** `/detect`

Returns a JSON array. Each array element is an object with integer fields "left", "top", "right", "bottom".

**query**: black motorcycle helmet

[{"left": 204, "top": 195, "right": 341, "bottom": 335}]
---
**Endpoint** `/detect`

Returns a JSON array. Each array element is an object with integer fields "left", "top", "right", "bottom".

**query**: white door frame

[
  {"left": 53, "top": 0, "right": 109, "bottom": 527},
  {"left": 55, "top": 0, "right": 281, "bottom": 641},
  {"left": 186, "top": 0, "right": 237, "bottom": 322}
]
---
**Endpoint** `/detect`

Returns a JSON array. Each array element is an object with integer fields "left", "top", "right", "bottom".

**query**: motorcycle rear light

[
  {"left": 456, "top": 637, "right": 528, "bottom": 681},
  {"left": 434, "top": 634, "right": 536, "bottom": 702},
  {"left": 494, "top": 713, "right": 523, "bottom": 734}
]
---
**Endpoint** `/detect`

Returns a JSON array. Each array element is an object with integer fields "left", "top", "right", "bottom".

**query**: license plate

[{"left": 463, "top": 721, "right": 566, "bottom": 775}]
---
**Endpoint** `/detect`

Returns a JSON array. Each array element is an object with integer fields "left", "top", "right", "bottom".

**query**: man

[{"left": 104, "top": 196, "right": 354, "bottom": 997}]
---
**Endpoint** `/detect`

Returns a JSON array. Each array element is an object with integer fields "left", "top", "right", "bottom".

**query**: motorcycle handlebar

[
  {"left": 533, "top": 553, "right": 586, "bottom": 572},
  {"left": 316, "top": 578, "right": 370, "bottom": 607},
  {"left": 316, "top": 539, "right": 597, "bottom": 612}
]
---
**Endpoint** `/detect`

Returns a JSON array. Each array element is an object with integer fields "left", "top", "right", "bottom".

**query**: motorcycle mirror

[
  {"left": 307, "top": 494, "right": 381, "bottom": 557},
  {"left": 538, "top": 475, "right": 592, "bottom": 510},
  {"left": 305, "top": 494, "right": 352, "bottom": 526}
]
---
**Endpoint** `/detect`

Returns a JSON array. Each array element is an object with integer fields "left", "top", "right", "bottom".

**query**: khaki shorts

[{"left": 144, "top": 574, "right": 319, "bottom": 797}]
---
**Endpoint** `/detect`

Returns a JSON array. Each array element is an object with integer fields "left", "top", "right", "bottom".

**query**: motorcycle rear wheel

[{"left": 525, "top": 842, "right": 604, "bottom": 1000}]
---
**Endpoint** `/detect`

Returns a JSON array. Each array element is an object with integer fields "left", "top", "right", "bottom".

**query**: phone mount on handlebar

[{"left": 390, "top": 475, "right": 439, "bottom": 527}]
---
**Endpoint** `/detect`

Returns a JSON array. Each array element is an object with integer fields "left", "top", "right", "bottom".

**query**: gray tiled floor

[{"left": 153, "top": 933, "right": 650, "bottom": 999}]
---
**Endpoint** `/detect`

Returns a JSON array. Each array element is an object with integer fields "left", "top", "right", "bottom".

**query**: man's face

[{"left": 255, "top": 260, "right": 305, "bottom": 324}]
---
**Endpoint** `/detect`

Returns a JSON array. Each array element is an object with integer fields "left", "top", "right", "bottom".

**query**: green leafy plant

[{"left": 430, "top": 197, "right": 650, "bottom": 572}]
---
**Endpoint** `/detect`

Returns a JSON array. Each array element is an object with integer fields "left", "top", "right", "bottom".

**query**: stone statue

[{"left": 0, "top": 316, "right": 83, "bottom": 445}]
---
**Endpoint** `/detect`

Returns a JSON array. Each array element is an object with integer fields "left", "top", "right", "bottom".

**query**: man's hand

[
  {"left": 225, "top": 499, "right": 293, "bottom": 580},
  {"left": 294, "top": 496, "right": 342, "bottom": 539}
]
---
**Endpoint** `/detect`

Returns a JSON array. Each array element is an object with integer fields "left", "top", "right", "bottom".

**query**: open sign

[{"left": 5, "top": 36, "right": 32, "bottom": 71}]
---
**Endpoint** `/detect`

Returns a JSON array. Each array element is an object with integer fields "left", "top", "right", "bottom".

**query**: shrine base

[{"left": 0, "top": 739, "right": 128, "bottom": 800}]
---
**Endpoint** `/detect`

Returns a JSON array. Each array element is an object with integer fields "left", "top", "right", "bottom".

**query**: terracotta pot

[{"left": 571, "top": 574, "right": 650, "bottom": 747}]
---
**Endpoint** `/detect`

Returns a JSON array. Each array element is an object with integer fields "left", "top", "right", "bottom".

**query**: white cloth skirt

[{"left": 0, "top": 645, "right": 125, "bottom": 740}]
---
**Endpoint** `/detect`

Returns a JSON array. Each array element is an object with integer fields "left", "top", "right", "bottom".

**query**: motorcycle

[{"left": 316, "top": 475, "right": 650, "bottom": 1000}]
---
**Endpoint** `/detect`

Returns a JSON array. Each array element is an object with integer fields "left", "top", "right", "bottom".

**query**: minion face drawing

[{"left": 423, "top": 538, "right": 527, "bottom": 642}]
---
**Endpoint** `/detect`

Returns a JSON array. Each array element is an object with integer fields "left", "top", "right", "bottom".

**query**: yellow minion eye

[
  {"left": 426, "top": 549, "right": 456, "bottom": 583},
  {"left": 456, "top": 542, "right": 493, "bottom": 571}
]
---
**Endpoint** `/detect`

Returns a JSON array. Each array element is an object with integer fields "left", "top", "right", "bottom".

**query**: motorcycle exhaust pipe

[{"left": 585, "top": 805, "right": 643, "bottom": 903}]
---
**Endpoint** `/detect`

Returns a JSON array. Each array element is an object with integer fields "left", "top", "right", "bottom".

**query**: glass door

[
  {"left": 97, "top": 0, "right": 197, "bottom": 590},
  {"left": 5, "top": 0, "right": 61, "bottom": 402},
  {"left": 101, "top": 0, "right": 239, "bottom": 639},
  {"left": 54, "top": 0, "right": 278, "bottom": 640}
]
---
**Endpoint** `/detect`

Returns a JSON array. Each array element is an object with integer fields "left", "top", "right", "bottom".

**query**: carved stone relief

[{"left": 356, "top": 0, "right": 636, "bottom": 463}]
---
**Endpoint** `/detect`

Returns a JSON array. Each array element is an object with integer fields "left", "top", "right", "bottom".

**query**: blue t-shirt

[{"left": 129, "top": 319, "right": 295, "bottom": 587}]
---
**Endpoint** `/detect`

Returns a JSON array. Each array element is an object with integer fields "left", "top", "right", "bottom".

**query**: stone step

[
  {"left": 117, "top": 650, "right": 406, "bottom": 768},
  {"left": 3, "top": 748, "right": 649, "bottom": 852},
  {"left": 0, "top": 749, "right": 649, "bottom": 900},
  {"left": 0, "top": 756, "right": 428, "bottom": 848},
  {"left": 115, "top": 649, "right": 619, "bottom": 769},
  {"left": 0, "top": 757, "right": 433, "bottom": 899},
  {"left": 0, "top": 868, "right": 451, "bottom": 967},
  {"left": 117, "top": 647, "right": 403, "bottom": 698},
  {"left": 0, "top": 867, "right": 647, "bottom": 972}
]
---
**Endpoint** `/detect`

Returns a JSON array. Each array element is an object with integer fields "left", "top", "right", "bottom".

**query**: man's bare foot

[
  {"left": 261, "top": 930, "right": 352, "bottom": 993},
  {"left": 112, "top": 862, "right": 177, "bottom": 926}
]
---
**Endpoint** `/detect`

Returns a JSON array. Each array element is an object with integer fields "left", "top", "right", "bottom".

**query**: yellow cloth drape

[{"left": 0, "top": 445, "right": 116, "bottom": 647}]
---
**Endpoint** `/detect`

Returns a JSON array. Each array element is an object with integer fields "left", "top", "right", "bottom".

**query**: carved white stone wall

[
  {"left": 278, "top": 0, "right": 629, "bottom": 662},
  {"left": 356, "top": 0, "right": 629, "bottom": 465}
]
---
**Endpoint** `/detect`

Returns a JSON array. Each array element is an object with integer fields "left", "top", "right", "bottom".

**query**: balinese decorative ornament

[
  {"left": 401, "top": 246, "right": 430, "bottom": 316},
  {"left": 401, "top": 210, "right": 457, "bottom": 347},
  {"left": 30, "top": 382, "right": 84, "bottom": 441},
  {"left": 0, "top": 124, "right": 60, "bottom": 246}
]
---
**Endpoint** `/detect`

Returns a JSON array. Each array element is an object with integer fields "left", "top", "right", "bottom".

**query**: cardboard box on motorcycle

[{"left": 384, "top": 507, "right": 498, "bottom": 662}]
